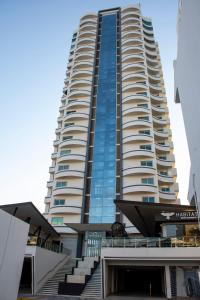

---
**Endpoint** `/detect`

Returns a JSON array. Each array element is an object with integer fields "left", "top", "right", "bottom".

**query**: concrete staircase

[
  {"left": 81, "top": 263, "right": 102, "bottom": 298},
  {"left": 39, "top": 258, "right": 77, "bottom": 296}
]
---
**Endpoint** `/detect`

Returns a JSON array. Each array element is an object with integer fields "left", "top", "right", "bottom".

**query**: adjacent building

[
  {"left": 174, "top": 0, "right": 200, "bottom": 223},
  {"left": 44, "top": 4, "right": 179, "bottom": 256}
]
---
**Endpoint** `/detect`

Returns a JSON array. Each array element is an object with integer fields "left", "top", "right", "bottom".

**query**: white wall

[
  {"left": 25, "top": 245, "right": 67, "bottom": 293},
  {"left": 0, "top": 209, "right": 29, "bottom": 300},
  {"left": 174, "top": 0, "right": 200, "bottom": 211}
]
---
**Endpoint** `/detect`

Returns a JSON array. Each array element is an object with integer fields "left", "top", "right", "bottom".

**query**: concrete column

[{"left": 165, "top": 265, "right": 172, "bottom": 299}]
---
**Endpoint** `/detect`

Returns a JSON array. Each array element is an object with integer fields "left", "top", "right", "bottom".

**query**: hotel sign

[{"left": 156, "top": 211, "right": 198, "bottom": 221}]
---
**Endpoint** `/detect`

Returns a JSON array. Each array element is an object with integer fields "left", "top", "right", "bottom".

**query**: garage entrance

[{"left": 109, "top": 266, "right": 165, "bottom": 297}]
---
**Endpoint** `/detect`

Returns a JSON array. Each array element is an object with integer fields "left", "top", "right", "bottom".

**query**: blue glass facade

[{"left": 89, "top": 13, "right": 117, "bottom": 223}]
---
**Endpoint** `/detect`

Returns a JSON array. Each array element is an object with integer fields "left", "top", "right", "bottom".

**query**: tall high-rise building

[{"left": 44, "top": 4, "right": 179, "bottom": 255}]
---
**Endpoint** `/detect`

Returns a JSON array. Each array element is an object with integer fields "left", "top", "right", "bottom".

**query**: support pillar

[{"left": 165, "top": 265, "right": 172, "bottom": 299}]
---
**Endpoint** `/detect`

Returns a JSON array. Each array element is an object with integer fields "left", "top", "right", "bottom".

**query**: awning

[
  {"left": 115, "top": 200, "right": 197, "bottom": 236},
  {"left": 0, "top": 202, "right": 59, "bottom": 237},
  {"left": 65, "top": 223, "right": 112, "bottom": 233}
]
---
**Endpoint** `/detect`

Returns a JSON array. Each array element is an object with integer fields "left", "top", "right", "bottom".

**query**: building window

[
  {"left": 63, "top": 136, "right": 73, "bottom": 141},
  {"left": 159, "top": 156, "right": 167, "bottom": 160},
  {"left": 143, "top": 197, "right": 155, "bottom": 203},
  {"left": 51, "top": 217, "right": 64, "bottom": 226},
  {"left": 142, "top": 178, "right": 154, "bottom": 185},
  {"left": 56, "top": 181, "right": 67, "bottom": 188},
  {"left": 159, "top": 171, "right": 168, "bottom": 176},
  {"left": 64, "top": 122, "right": 74, "bottom": 127},
  {"left": 54, "top": 199, "right": 65, "bottom": 206},
  {"left": 138, "top": 116, "right": 149, "bottom": 121},
  {"left": 137, "top": 103, "right": 148, "bottom": 108},
  {"left": 60, "top": 149, "right": 71, "bottom": 156},
  {"left": 139, "top": 130, "right": 150, "bottom": 135},
  {"left": 58, "top": 165, "right": 69, "bottom": 171},
  {"left": 140, "top": 144, "right": 152, "bottom": 150},
  {"left": 161, "top": 187, "right": 170, "bottom": 192},
  {"left": 141, "top": 160, "right": 153, "bottom": 167},
  {"left": 66, "top": 110, "right": 76, "bottom": 115}
]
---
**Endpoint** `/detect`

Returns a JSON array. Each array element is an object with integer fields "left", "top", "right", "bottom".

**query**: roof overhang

[
  {"left": 0, "top": 202, "right": 59, "bottom": 238},
  {"left": 115, "top": 200, "right": 197, "bottom": 236},
  {"left": 65, "top": 223, "right": 112, "bottom": 233}
]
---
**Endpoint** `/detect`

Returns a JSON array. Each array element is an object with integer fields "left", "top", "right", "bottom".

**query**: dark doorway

[
  {"left": 112, "top": 266, "right": 165, "bottom": 297},
  {"left": 19, "top": 257, "right": 32, "bottom": 294}
]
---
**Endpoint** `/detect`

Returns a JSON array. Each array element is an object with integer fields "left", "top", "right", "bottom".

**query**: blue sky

[{"left": 0, "top": 0, "right": 190, "bottom": 211}]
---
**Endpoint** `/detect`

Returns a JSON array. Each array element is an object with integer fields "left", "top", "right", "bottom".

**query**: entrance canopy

[{"left": 115, "top": 200, "right": 197, "bottom": 236}]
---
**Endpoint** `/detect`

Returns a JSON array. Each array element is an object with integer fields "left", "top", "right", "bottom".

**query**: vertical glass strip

[{"left": 89, "top": 13, "right": 117, "bottom": 223}]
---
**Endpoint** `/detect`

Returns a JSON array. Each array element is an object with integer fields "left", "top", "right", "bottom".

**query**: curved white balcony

[
  {"left": 123, "top": 134, "right": 153, "bottom": 144},
  {"left": 78, "top": 30, "right": 96, "bottom": 39},
  {"left": 80, "top": 13, "right": 97, "bottom": 24},
  {"left": 49, "top": 166, "right": 55, "bottom": 173},
  {"left": 47, "top": 181, "right": 53, "bottom": 188},
  {"left": 146, "top": 58, "right": 160, "bottom": 68},
  {"left": 55, "top": 127, "right": 62, "bottom": 134},
  {"left": 70, "top": 79, "right": 92, "bottom": 89},
  {"left": 121, "top": 9, "right": 140, "bottom": 19},
  {"left": 154, "top": 130, "right": 170, "bottom": 139},
  {"left": 123, "top": 184, "right": 157, "bottom": 194},
  {"left": 150, "top": 94, "right": 164, "bottom": 102},
  {"left": 77, "top": 37, "right": 96, "bottom": 47},
  {"left": 157, "top": 158, "right": 174, "bottom": 167},
  {"left": 44, "top": 196, "right": 51, "bottom": 204},
  {"left": 75, "top": 52, "right": 94, "bottom": 62},
  {"left": 123, "top": 83, "right": 147, "bottom": 93},
  {"left": 122, "top": 46, "right": 144, "bottom": 56},
  {"left": 50, "top": 205, "right": 82, "bottom": 215},
  {"left": 53, "top": 139, "right": 60, "bottom": 146},
  {"left": 53, "top": 187, "right": 83, "bottom": 196},
  {"left": 76, "top": 44, "right": 95, "bottom": 53},
  {"left": 62, "top": 125, "right": 88, "bottom": 134},
  {"left": 55, "top": 170, "right": 84, "bottom": 179},
  {"left": 64, "top": 112, "right": 89, "bottom": 122},
  {"left": 122, "top": 62, "right": 145, "bottom": 72},
  {"left": 59, "top": 139, "right": 87, "bottom": 148},
  {"left": 122, "top": 54, "right": 144, "bottom": 65},
  {"left": 123, "top": 106, "right": 149, "bottom": 116},
  {"left": 159, "top": 191, "right": 176, "bottom": 201},
  {"left": 73, "top": 61, "right": 93, "bottom": 70},
  {"left": 145, "top": 48, "right": 157, "bottom": 58},
  {"left": 71, "top": 70, "right": 93, "bottom": 80},
  {"left": 122, "top": 94, "right": 149, "bottom": 104},
  {"left": 153, "top": 117, "right": 168, "bottom": 125},
  {"left": 151, "top": 105, "right": 167, "bottom": 113},
  {"left": 155, "top": 143, "right": 171, "bottom": 152},
  {"left": 158, "top": 174, "right": 174, "bottom": 184},
  {"left": 121, "top": 17, "right": 141, "bottom": 26},
  {"left": 149, "top": 83, "right": 162, "bottom": 92},
  {"left": 123, "top": 167, "right": 156, "bottom": 176},
  {"left": 68, "top": 89, "right": 91, "bottom": 99},
  {"left": 79, "top": 23, "right": 97, "bottom": 31},
  {"left": 143, "top": 33, "right": 155, "bottom": 42},
  {"left": 67, "top": 100, "right": 90, "bottom": 110},
  {"left": 122, "top": 73, "right": 146, "bottom": 82},
  {"left": 122, "top": 38, "right": 143, "bottom": 47},
  {"left": 51, "top": 152, "right": 58, "bottom": 159},
  {"left": 123, "top": 119, "right": 151, "bottom": 129},
  {"left": 57, "top": 154, "right": 86, "bottom": 163},
  {"left": 123, "top": 149, "right": 154, "bottom": 159},
  {"left": 122, "top": 23, "right": 141, "bottom": 32},
  {"left": 122, "top": 30, "right": 142, "bottom": 39}
]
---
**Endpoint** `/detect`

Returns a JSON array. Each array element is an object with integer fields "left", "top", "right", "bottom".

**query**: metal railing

[{"left": 101, "top": 236, "right": 200, "bottom": 248}]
